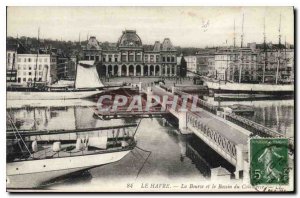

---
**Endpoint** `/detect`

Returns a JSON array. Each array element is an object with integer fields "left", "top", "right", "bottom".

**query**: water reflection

[
  {"left": 7, "top": 99, "right": 134, "bottom": 132},
  {"left": 203, "top": 96, "right": 294, "bottom": 137},
  {"left": 7, "top": 100, "right": 208, "bottom": 189}
]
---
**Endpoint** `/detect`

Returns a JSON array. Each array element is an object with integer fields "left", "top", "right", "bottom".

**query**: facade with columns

[{"left": 83, "top": 30, "right": 177, "bottom": 77}]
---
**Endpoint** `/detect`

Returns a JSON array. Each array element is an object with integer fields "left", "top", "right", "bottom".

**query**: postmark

[{"left": 250, "top": 138, "right": 289, "bottom": 186}]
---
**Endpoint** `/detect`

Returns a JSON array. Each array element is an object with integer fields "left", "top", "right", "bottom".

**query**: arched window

[
  {"left": 167, "top": 56, "right": 170, "bottom": 62},
  {"left": 171, "top": 56, "right": 175, "bottom": 62}
]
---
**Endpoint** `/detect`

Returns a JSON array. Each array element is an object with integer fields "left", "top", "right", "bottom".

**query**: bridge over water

[
  {"left": 95, "top": 83, "right": 292, "bottom": 179},
  {"left": 146, "top": 85, "right": 293, "bottom": 179}
]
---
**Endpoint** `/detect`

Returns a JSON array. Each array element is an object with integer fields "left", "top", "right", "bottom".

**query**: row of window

[
  {"left": 17, "top": 64, "right": 48, "bottom": 70},
  {"left": 18, "top": 71, "right": 44, "bottom": 76},
  {"left": 217, "top": 66, "right": 257, "bottom": 71},
  {"left": 85, "top": 54, "right": 176, "bottom": 63},
  {"left": 216, "top": 55, "right": 257, "bottom": 61},
  {"left": 17, "top": 57, "right": 50, "bottom": 63},
  {"left": 16, "top": 77, "right": 43, "bottom": 83}
]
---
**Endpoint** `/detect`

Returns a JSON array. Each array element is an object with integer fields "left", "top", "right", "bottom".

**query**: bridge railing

[
  {"left": 196, "top": 98, "right": 218, "bottom": 115},
  {"left": 159, "top": 88, "right": 294, "bottom": 151},
  {"left": 226, "top": 113, "right": 294, "bottom": 150},
  {"left": 95, "top": 106, "right": 166, "bottom": 115},
  {"left": 187, "top": 111, "right": 237, "bottom": 159},
  {"left": 174, "top": 89, "right": 218, "bottom": 114}
]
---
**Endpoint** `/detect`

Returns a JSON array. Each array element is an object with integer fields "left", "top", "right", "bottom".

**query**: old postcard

[{"left": 6, "top": 6, "right": 295, "bottom": 192}]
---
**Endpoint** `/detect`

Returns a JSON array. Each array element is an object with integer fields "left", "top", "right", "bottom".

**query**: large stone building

[{"left": 83, "top": 30, "right": 177, "bottom": 77}]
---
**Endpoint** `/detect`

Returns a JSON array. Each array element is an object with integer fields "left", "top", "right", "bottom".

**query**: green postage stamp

[{"left": 250, "top": 138, "right": 289, "bottom": 186}]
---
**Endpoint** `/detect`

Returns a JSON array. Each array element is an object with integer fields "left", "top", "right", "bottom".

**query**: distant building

[
  {"left": 6, "top": 41, "right": 27, "bottom": 83},
  {"left": 214, "top": 47, "right": 258, "bottom": 82},
  {"left": 251, "top": 42, "right": 294, "bottom": 83},
  {"left": 6, "top": 49, "right": 17, "bottom": 83},
  {"left": 6, "top": 38, "right": 59, "bottom": 86},
  {"left": 195, "top": 49, "right": 216, "bottom": 76},
  {"left": 57, "top": 55, "right": 68, "bottom": 79},
  {"left": 184, "top": 56, "right": 197, "bottom": 76},
  {"left": 199, "top": 43, "right": 294, "bottom": 83},
  {"left": 57, "top": 56, "right": 76, "bottom": 80},
  {"left": 15, "top": 53, "right": 57, "bottom": 85},
  {"left": 83, "top": 30, "right": 177, "bottom": 77},
  {"left": 7, "top": 50, "right": 17, "bottom": 70}
]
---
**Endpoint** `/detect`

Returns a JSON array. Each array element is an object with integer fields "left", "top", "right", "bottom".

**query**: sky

[{"left": 7, "top": 6, "right": 294, "bottom": 48}]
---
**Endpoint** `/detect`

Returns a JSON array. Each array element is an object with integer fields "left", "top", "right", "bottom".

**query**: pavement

[{"left": 193, "top": 110, "right": 249, "bottom": 145}]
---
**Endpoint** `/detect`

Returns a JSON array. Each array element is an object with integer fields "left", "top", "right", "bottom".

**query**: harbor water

[{"left": 6, "top": 97, "right": 294, "bottom": 190}]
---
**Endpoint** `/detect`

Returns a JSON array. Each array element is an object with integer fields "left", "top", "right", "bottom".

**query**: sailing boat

[
  {"left": 204, "top": 79, "right": 294, "bottom": 96},
  {"left": 6, "top": 114, "right": 139, "bottom": 189},
  {"left": 204, "top": 15, "right": 294, "bottom": 97},
  {"left": 7, "top": 60, "right": 113, "bottom": 100}
]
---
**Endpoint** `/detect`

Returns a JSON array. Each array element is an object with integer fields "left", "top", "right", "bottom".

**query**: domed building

[
  {"left": 83, "top": 30, "right": 177, "bottom": 77},
  {"left": 117, "top": 30, "right": 143, "bottom": 48}
]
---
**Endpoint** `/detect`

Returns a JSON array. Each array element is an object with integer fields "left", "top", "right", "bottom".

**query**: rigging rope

[
  {"left": 7, "top": 113, "right": 32, "bottom": 155},
  {"left": 134, "top": 145, "right": 152, "bottom": 180}
]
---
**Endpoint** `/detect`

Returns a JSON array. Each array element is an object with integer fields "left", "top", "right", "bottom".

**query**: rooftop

[{"left": 117, "top": 30, "right": 143, "bottom": 48}]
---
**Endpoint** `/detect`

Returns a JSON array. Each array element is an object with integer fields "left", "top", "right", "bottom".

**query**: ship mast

[
  {"left": 240, "top": 14, "right": 244, "bottom": 48},
  {"left": 13, "top": 34, "right": 19, "bottom": 71},
  {"left": 262, "top": 17, "right": 267, "bottom": 83},
  {"left": 233, "top": 19, "right": 236, "bottom": 48},
  {"left": 239, "top": 14, "right": 244, "bottom": 83},
  {"left": 275, "top": 13, "right": 281, "bottom": 84},
  {"left": 33, "top": 27, "right": 40, "bottom": 88},
  {"left": 79, "top": 32, "right": 81, "bottom": 46},
  {"left": 74, "top": 32, "right": 81, "bottom": 88},
  {"left": 231, "top": 19, "right": 236, "bottom": 81},
  {"left": 284, "top": 36, "right": 287, "bottom": 81}
]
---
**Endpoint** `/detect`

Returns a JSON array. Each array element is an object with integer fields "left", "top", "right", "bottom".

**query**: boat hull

[
  {"left": 7, "top": 90, "right": 102, "bottom": 100},
  {"left": 7, "top": 150, "right": 131, "bottom": 189},
  {"left": 205, "top": 81, "right": 294, "bottom": 96}
]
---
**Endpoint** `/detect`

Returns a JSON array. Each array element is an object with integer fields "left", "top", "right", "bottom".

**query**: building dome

[{"left": 118, "top": 30, "right": 142, "bottom": 48}]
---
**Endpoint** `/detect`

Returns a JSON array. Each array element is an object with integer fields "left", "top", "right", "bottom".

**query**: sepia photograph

[{"left": 5, "top": 6, "right": 295, "bottom": 192}]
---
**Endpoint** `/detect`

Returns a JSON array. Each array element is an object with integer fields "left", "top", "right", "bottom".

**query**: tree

[
  {"left": 96, "top": 61, "right": 106, "bottom": 77},
  {"left": 179, "top": 55, "right": 187, "bottom": 77}
]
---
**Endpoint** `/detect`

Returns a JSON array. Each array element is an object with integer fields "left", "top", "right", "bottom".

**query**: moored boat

[
  {"left": 6, "top": 116, "right": 139, "bottom": 189},
  {"left": 7, "top": 147, "right": 133, "bottom": 189},
  {"left": 204, "top": 80, "right": 294, "bottom": 96}
]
